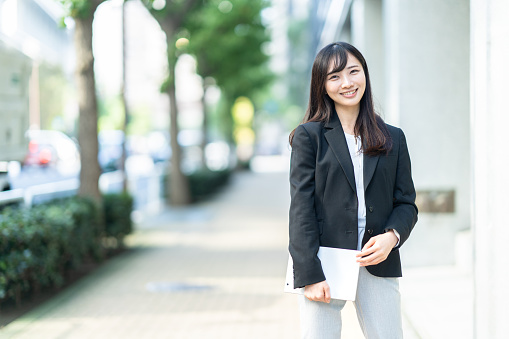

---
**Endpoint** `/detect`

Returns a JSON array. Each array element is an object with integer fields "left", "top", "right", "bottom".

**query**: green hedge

[
  {"left": 188, "top": 169, "right": 231, "bottom": 201},
  {"left": 0, "top": 194, "right": 132, "bottom": 305},
  {"left": 163, "top": 168, "right": 232, "bottom": 202},
  {"left": 103, "top": 193, "right": 133, "bottom": 241}
]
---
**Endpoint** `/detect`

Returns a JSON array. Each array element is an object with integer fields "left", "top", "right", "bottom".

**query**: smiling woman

[
  {"left": 324, "top": 54, "right": 366, "bottom": 123},
  {"left": 288, "top": 42, "right": 418, "bottom": 339},
  {"left": 290, "top": 42, "right": 392, "bottom": 156}
]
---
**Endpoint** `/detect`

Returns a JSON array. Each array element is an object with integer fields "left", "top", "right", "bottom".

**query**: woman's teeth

[{"left": 342, "top": 89, "right": 356, "bottom": 95}]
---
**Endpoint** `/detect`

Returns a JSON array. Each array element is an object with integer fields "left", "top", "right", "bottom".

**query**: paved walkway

[{"left": 0, "top": 171, "right": 471, "bottom": 338}]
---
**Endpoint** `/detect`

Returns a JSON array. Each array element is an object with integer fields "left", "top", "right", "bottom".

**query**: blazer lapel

[
  {"left": 324, "top": 114, "right": 356, "bottom": 193},
  {"left": 363, "top": 153, "right": 380, "bottom": 191}
]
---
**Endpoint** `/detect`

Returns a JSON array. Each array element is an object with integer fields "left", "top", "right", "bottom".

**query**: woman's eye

[
  {"left": 330, "top": 75, "right": 338, "bottom": 80},
  {"left": 351, "top": 70, "right": 359, "bottom": 74}
]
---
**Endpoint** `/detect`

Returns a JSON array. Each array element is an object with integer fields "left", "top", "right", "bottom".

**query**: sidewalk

[
  {"left": 0, "top": 171, "right": 471, "bottom": 338},
  {"left": 400, "top": 265, "right": 473, "bottom": 339}
]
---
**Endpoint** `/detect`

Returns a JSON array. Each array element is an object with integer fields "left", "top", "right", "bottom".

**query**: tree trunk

[
  {"left": 201, "top": 84, "right": 208, "bottom": 167},
  {"left": 74, "top": 16, "right": 102, "bottom": 202},
  {"left": 167, "top": 49, "right": 191, "bottom": 205}
]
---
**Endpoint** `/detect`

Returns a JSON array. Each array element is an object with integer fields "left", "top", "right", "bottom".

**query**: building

[{"left": 0, "top": 0, "right": 75, "bottom": 131}]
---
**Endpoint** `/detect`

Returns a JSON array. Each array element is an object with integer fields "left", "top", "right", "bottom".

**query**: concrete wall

[
  {"left": 382, "top": 0, "right": 470, "bottom": 266},
  {"left": 471, "top": 0, "right": 509, "bottom": 336},
  {"left": 351, "top": 0, "right": 385, "bottom": 113}
]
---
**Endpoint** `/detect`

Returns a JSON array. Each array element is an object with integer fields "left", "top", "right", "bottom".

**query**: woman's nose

[{"left": 341, "top": 77, "right": 353, "bottom": 88}]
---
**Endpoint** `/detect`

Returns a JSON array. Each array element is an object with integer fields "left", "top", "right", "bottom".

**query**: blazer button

[
  {"left": 369, "top": 206, "right": 374, "bottom": 212},
  {"left": 367, "top": 229, "right": 373, "bottom": 235}
]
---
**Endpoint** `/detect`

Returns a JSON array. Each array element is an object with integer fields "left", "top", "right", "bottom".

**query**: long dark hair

[{"left": 289, "top": 42, "right": 392, "bottom": 155}]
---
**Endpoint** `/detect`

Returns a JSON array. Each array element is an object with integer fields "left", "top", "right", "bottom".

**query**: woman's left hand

[{"left": 356, "top": 230, "right": 398, "bottom": 266}]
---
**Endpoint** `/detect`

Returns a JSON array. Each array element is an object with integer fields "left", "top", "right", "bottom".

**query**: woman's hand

[
  {"left": 356, "top": 230, "right": 398, "bottom": 267},
  {"left": 304, "top": 280, "right": 331, "bottom": 303}
]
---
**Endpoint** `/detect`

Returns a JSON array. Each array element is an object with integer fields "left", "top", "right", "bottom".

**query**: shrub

[
  {"left": 163, "top": 168, "right": 232, "bottom": 202},
  {"left": 188, "top": 168, "right": 231, "bottom": 201},
  {"left": 0, "top": 193, "right": 132, "bottom": 306},
  {"left": 103, "top": 193, "right": 133, "bottom": 242}
]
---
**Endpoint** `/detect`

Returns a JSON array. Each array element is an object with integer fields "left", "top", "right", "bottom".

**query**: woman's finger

[
  {"left": 360, "top": 236, "right": 377, "bottom": 251},
  {"left": 304, "top": 281, "right": 330, "bottom": 302},
  {"left": 324, "top": 284, "right": 331, "bottom": 303},
  {"left": 359, "top": 254, "right": 379, "bottom": 266}
]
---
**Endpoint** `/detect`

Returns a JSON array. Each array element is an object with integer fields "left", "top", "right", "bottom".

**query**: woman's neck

[{"left": 335, "top": 104, "right": 360, "bottom": 135}]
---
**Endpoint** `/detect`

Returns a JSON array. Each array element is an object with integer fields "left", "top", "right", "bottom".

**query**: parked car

[{"left": 24, "top": 130, "right": 81, "bottom": 175}]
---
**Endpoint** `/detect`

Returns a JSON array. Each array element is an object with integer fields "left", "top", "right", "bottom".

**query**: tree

[
  {"left": 143, "top": 0, "right": 271, "bottom": 201},
  {"left": 143, "top": 0, "right": 201, "bottom": 205},
  {"left": 60, "top": 0, "right": 105, "bottom": 202},
  {"left": 186, "top": 0, "right": 273, "bottom": 144}
]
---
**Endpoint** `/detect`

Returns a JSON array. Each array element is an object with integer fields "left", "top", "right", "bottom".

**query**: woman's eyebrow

[
  {"left": 327, "top": 64, "right": 360, "bottom": 75},
  {"left": 327, "top": 69, "right": 341, "bottom": 76}
]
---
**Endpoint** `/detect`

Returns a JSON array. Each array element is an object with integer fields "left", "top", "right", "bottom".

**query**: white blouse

[{"left": 344, "top": 132, "right": 366, "bottom": 251}]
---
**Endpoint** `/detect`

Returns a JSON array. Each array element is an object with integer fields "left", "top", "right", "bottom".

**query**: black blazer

[{"left": 289, "top": 113, "right": 418, "bottom": 288}]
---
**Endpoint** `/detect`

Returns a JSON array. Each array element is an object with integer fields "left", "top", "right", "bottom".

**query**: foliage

[
  {"left": 0, "top": 194, "right": 132, "bottom": 305},
  {"left": 98, "top": 95, "right": 125, "bottom": 131},
  {"left": 59, "top": 0, "right": 101, "bottom": 19},
  {"left": 98, "top": 97, "right": 152, "bottom": 135},
  {"left": 143, "top": 0, "right": 202, "bottom": 66},
  {"left": 39, "top": 63, "right": 73, "bottom": 131},
  {"left": 126, "top": 104, "right": 153, "bottom": 135},
  {"left": 187, "top": 168, "right": 231, "bottom": 201},
  {"left": 185, "top": 0, "right": 273, "bottom": 100},
  {"left": 184, "top": 0, "right": 273, "bottom": 142},
  {"left": 144, "top": 0, "right": 200, "bottom": 24},
  {"left": 144, "top": 0, "right": 273, "bottom": 142},
  {"left": 103, "top": 193, "right": 133, "bottom": 240},
  {"left": 164, "top": 168, "right": 232, "bottom": 202}
]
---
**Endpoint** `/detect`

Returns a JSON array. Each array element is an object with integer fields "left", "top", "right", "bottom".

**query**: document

[{"left": 284, "top": 246, "right": 361, "bottom": 301}]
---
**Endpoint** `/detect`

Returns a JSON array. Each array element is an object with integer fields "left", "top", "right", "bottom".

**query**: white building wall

[
  {"left": 471, "top": 0, "right": 509, "bottom": 336},
  {"left": 382, "top": 0, "right": 470, "bottom": 266},
  {"left": 350, "top": 0, "right": 385, "bottom": 115},
  {"left": 0, "top": 0, "right": 72, "bottom": 68}
]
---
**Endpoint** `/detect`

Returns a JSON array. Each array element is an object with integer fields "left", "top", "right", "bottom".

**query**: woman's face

[{"left": 324, "top": 53, "right": 366, "bottom": 112}]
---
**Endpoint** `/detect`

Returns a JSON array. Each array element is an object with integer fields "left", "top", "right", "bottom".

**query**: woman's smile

[{"left": 340, "top": 88, "right": 358, "bottom": 97}]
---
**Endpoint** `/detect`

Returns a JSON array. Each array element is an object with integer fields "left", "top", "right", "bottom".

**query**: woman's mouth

[{"left": 340, "top": 89, "right": 358, "bottom": 98}]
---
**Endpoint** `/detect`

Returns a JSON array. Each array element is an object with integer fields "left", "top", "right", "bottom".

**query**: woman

[{"left": 288, "top": 42, "right": 418, "bottom": 338}]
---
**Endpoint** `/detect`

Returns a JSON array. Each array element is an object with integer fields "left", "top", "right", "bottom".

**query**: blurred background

[{"left": 0, "top": 0, "right": 507, "bottom": 338}]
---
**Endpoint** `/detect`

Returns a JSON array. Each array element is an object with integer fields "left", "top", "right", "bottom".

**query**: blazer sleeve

[
  {"left": 383, "top": 128, "right": 418, "bottom": 248},
  {"left": 289, "top": 125, "right": 325, "bottom": 288}
]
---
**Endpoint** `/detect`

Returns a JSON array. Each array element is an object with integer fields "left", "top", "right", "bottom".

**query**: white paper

[{"left": 284, "top": 246, "right": 361, "bottom": 301}]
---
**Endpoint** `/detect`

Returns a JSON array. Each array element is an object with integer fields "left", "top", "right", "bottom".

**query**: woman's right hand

[{"left": 304, "top": 280, "right": 331, "bottom": 303}]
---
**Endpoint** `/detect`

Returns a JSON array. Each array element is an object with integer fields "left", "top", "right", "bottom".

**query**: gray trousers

[{"left": 298, "top": 267, "right": 403, "bottom": 339}]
